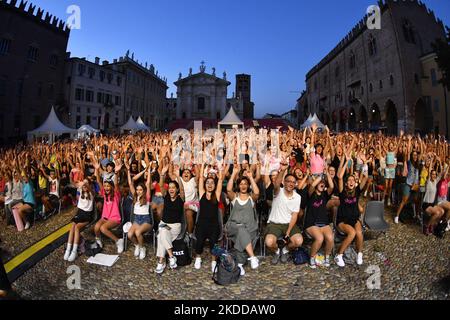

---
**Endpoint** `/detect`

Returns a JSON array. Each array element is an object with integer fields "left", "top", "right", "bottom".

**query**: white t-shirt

[
  {"left": 48, "top": 178, "right": 59, "bottom": 197},
  {"left": 77, "top": 189, "right": 94, "bottom": 212},
  {"left": 423, "top": 179, "right": 438, "bottom": 204},
  {"left": 182, "top": 178, "right": 198, "bottom": 202},
  {"left": 134, "top": 195, "right": 151, "bottom": 215},
  {"left": 268, "top": 188, "right": 301, "bottom": 224}
]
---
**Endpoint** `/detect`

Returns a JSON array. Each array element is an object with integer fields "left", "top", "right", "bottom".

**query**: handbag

[{"left": 212, "top": 252, "right": 240, "bottom": 286}]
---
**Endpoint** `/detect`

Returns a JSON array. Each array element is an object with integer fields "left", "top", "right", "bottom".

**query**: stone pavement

[{"left": 6, "top": 209, "right": 450, "bottom": 300}]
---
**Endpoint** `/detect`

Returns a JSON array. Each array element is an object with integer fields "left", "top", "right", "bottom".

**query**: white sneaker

[
  {"left": 63, "top": 249, "right": 71, "bottom": 261},
  {"left": 211, "top": 261, "right": 217, "bottom": 273},
  {"left": 134, "top": 245, "right": 140, "bottom": 257},
  {"left": 24, "top": 221, "right": 30, "bottom": 230},
  {"left": 95, "top": 238, "right": 103, "bottom": 248},
  {"left": 68, "top": 250, "right": 77, "bottom": 262},
  {"left": 357, "top": 252, "right": 363, "bottom": 265},
  {"left": 194, "top": 257, "right": 202, "bottom": 270},
  {"left": 116, "top": 239, "right": 124, "bottom": 254},
  {"left": 394, "top": 216, "right": 399, "bottom": 224},
  {"left": 169, "top": 256, "right": 177, "bottom": 269},
  {"left": 155, "top": 262, "right": 166, "bottom": 274},
  {"left": 445, "top": 221, "right": 450, "bottom": 232},
  {"left": 237, "top": 263, "right": 245, "bottom": 276},
  {"left": 248, "top": 256, "right": 259, "bottom": 269},
  {"left": 334, "top": 254, "right": 345, "bottom": 267},
  {"left": 139, "top": 247, "right": 146, "bottom": 260}
]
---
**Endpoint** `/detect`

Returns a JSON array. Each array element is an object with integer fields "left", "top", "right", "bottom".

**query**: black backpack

[
  {"left": 84, "top": 240, "right": 102, "bottom": 257},
  {"left": 171, "top": 236, "right": 192, "bottom": 266},
  {"left": 212, "top": 253, "right": 240, "bottom": 286}
]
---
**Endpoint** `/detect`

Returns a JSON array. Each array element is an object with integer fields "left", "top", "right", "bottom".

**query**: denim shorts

[
  {"left": 152, "top": 196, "right": 164, "bottom": 206},
  {"left": 134, "top": 214, "right": 152, "bottom": 226},
  {"left": 385, "top": 168, "right": 395, "bottom": 179}
]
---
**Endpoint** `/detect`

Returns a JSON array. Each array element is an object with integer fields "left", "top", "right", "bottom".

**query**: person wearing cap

[{"left": 64, "top": 180, "right": 94, "bottom": 262}]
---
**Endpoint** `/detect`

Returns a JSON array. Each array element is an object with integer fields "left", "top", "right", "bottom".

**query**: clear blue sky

[{"left": 29, "top": 0, "right": 450, "bottom": 117}]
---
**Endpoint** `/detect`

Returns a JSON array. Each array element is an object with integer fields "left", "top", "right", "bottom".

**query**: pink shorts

[{"left": 184, "top": 201, "right": 199, "bottom": 212}]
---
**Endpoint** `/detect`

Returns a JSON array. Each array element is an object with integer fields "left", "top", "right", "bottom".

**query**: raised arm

[
  {"left": 245, "top": 171, "right": 260, "bottom": 202},
  {"left": 226, "top": 164, "right": 240, "bottom": 202}
]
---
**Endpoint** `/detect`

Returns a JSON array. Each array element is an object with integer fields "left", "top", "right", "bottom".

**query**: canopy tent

[
  {"left": 218, "top": 106, "right": 244, "bottom": 130},
  {"left": 78, "top": 124, "right": 100, "bottom": 138},
  {"left": 136, "top": 116, "right": 150, "bottom": 132},
  {"left": 120, "top": 116, "right": 140, "bottom": 134},
  {"left": 27, "top": 106, "right": 77, "bottom": 143},
  {"left": 300, "top": 113, "right": 325, "bottom": 129}
]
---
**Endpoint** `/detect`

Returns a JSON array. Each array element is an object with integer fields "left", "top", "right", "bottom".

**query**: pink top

[
  {"left": 100, "top": 187, "right": 121, "bottom": 223},
  {"left": 437, "top": 178, "right": 449, "bottom": 198},
  {"left": 310, "top": 153, "right": 325, "bottom": 175}
]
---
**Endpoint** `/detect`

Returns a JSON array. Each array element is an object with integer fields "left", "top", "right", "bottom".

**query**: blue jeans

[{"left": 134, "top": 214, "right": 152, "bottom": 226}]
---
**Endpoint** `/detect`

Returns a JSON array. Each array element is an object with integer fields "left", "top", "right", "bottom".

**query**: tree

[{"left": 432, "top": 26, "right": 450, "bottom": 91}]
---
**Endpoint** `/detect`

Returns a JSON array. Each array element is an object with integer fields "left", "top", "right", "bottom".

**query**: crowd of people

[{"left": 0, "top": 124, "right": 449, "bottom": 274}]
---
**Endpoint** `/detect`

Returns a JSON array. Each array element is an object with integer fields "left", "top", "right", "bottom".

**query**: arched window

[
  {"left": 349, "top": 51, "right": 356, "bottom": 69},
  {"left": 368, "top": 34, "right": 377, "bottom": 56},
  {"left": 402, "top": 19, "right": 416, "bottom": 44},
  {"left": 379, "top": 80, "right": 383, "bottom": 90},
  {"left": 198, "top": 97, "right": 205, "bottom": 111}
]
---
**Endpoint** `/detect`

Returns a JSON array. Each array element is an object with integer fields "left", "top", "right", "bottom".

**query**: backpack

[
  {"left": 292, "top": 247, "right": 310, "bottom": 265},
  {"left": 171, "top": 236, "right": 192, "bottom": 266},
  {"left": 433, "top": 220, "right": 447, "bottom": 239},
  {"left": 84, "top": 240, "right": 102, "bottom": 257},
  {"left": 212, "top": 252, "right": 240, "bottom": 286},
  {"left": 343, "top": 246, "right": 358, "bottom": 265}
]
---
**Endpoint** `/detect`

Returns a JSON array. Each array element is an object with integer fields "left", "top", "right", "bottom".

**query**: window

[
  {"left": 379, "top": 80, "right": 383, "bottom": 90},
  {"left": 403, "top": 20, "right": 415, "bottom": 44},
  {"left": 76, "top": 116, "right": 81, "bottom": 128},
  {"left": 198, "top": 97, "right": 205, "bottom": 111},
  {"left": 360, "top": 86, "right": 364, "bottom": 96},
  {"left": 49, "top": 54, "right": 58, "bottom": 67},
  {"left": 86, "top": 90, "right": 94, "bottom": 102},
  {"left": 37, "top": 82, "right": 42, "bottom": 97},
  {"left": 115, "top": 117, "right": 119, "bottom": 124},
  {"left": 349, "top": 51, "right": 356, "bottom": 69},
  {"left": 75, "top": 88, "right": 84, "bottom": 101},
  {"left": 86, "top": 116, "right": 91, "bottom": 125},
  {"left": 99, "top": 71, "right": 105, "bottom": 82},
  {"left": 78, "top": 63, "right": 86, "bottom": 76},
  {"left": 390, "top": 75, "right": 394, "bottom": 86},
  {"left": 105, "top": 94, "right": 112, "bottom": 104},
  {"left": 115, "top": 110, "right": 119, "bottom": 116},
  {"left": 314, "top": 80, "right": 317, "bottom": 91},
  {"left": 368, "top": 34, "right": 377, "bottom": 56},
  {"left": 115, "top": 96, "right": 121, "bottom": 106},
  {"left": 107, "top": 73, "right": 113, "bottom": 84},
  {"left": 117, "top": 76, "right": 122, "bottom": 87},
  {"left": 0, "top": 38, "right": 11, "bottom": 55},
  {"left": 76, "top": 107, "right": 80, "bottom": 113},
  {"left": 17, "top": 79, "right": 23, "bottom": 97},
  {"left": 87, "top": 108, "right": 91, "bottom": 114},
  {"left": 431, "top": 69, "right": 438, "bottom": 87},
  {"left": 369, "top": 83, "right": 373, "bottom": 93},
  {"left": 27, "top": 46, "right": 39, "bottom": 61},
  {"left": 88, "top": 67, "right": 95, "bottom": 79},
  {"left": 434, "top": 99, "right": 439, "bottom": 113},
  {"left": 335, "top": 65, "right": 340, "bottom": 78},
  {"left": 97, "top": 92, "right": 104, "bottom": 103},
  {"left": 0, "top": 77, "right": 7, "bottom": 96}
]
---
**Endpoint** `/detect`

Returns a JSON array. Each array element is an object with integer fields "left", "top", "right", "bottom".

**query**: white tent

[
  {"left": 218, "top": 107, "right": 244, "bottom": 130},
  {"left": 120, "top": 116, "right": 140, "bottom": 134},
  {"left": 78, "top": 124, "right": 100, "bottom": 138},
  {"left": 136, "top": 116, "right": 150, "bottom": 132},
  {"left": 300, "top": 113, "right": 325, "bottom": 129},
  {"left": 27, "top": 106, "right": 77, "bottom": 143}
]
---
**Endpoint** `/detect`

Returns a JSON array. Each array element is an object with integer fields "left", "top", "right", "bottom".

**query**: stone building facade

[
  {"left": 0, "top": 0, "right": 69, "bottom": 144},
  {"left": 304, "top": 0, "right": 447, "bottom": 135}
]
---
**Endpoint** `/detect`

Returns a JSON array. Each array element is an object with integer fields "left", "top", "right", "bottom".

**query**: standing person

[
  {"left": 334, "top": 154, "right": 368, "bottom": 267},
  {"left": 93, "top": 161, "right": 123, "bottom": 253},
  {"left": 193, "top": 164, "right": 225, "bottom": 272},
  {"left": 125, "top": 163, "right": 153, "bottom": 260},
  {"left": 226, "top": 165, "right": 260, "bottom": 275},
  {"left": 64, "top": 180, "right": 94, "bottom": 262},
  {"left": 383, "top": 141, "right": 398, "bottom": 206},
  {"left": 264, "top": 161, "right": 303, "bottom": 265},
  {"left": 177, "top": 168, "right": 199, "bottom": 237},
  {"left": 154, "top": 164, "right": 185, "bottom": 274}
]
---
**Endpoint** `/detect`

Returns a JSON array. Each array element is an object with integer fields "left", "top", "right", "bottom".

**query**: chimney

[
  {"left": 102, "top": 60, "right": 109, "bottom": 66},
  {"left": 95, "top": 57, "right": 100, "bottom": 65}
]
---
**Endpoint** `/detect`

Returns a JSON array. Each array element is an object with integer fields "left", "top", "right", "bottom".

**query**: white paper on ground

[{"left": 87, "top": 253, "right": 119, "bottom": 267}]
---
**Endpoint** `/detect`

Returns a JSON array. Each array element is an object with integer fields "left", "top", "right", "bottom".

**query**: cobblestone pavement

[
  {"left": 8, "top": 209, "right": 450, "bottom": 300},
  {"left": 0, "top": 208, "right": 76, "bottom": 262}
]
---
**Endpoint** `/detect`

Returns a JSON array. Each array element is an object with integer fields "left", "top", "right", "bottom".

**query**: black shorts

[{"left": 72, "top": 208, "right": 93, "bottom": 223}]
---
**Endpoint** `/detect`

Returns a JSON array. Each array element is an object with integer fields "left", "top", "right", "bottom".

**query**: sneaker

[
  {"left": 24, "top": 221, "right": 30, "bottom": 230},
  {"left": 169, "top": 256, "right": 177, "bottom": 269},
  {"left": 63, "top": 249, "right": 71, "bottom": 261},
  {"left": 155, "top": 262, "right": 166, "bottom": 274},
  {"left": 194, "top": 257, "right": 202, "bottom": 270},
  {"left": 323, "top": 256, "right": 330, "bottom": 268},
  {"left": 134, "top": 245, "right": 141, "bottom": 257},
  {"left": 280, "top": 248, "right": 289, "bottom": 264},
  {"left": 67, "top": 250, "right": 77, "bottom": 262},
  {"left": 357, "top": 252, "right": 363, "bottom": 265},
  {"left": 238, "top": 264, "right": 245, "bottom": 276},
  {"left": 271, "top": 250, "right": 281, "bottom": 265},
  {"left": 139, "top": 247, "right": 146, "bottom": 260},
  {"left": 116, "top": 239, "right": 124, "bottom": 254},
  {"left": 211, "top": 261, "right": 217, "bottom": 273},
  {"left": 446, "top": 221, "right": 450, "bottom": 232},
  {"left": 394, "top": 216, "right": 399, "bottom": 224},
  {"left": 387, "top": 199, "right": 391, "bottom": 207},
  {"left": 335, "top": 254, "right": 345, "bottom": 267},
  {"left": 95, "top": 238, "right": 103, "bottom": 249},
  {"left": 309, "top": 257, "right": 317, "bottom": 269},
  {"left": 248, "top": 256, "right": 259, "bottom": 269}
]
